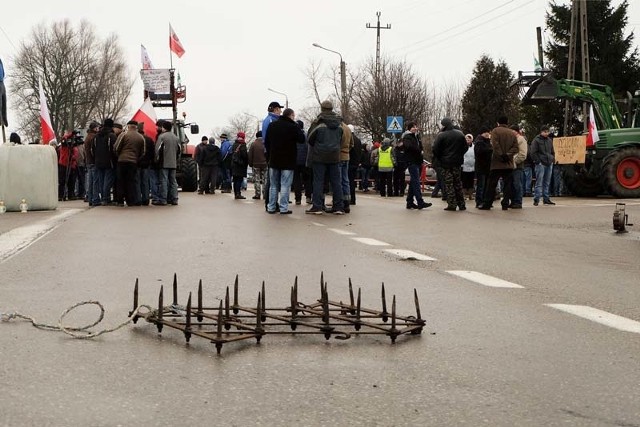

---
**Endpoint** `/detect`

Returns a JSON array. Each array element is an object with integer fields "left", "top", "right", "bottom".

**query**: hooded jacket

[
  {"left": 474, "top": 134, "right": 493, "bottom": 175},
  {"left": 400, "top": 130, "right": 423, "bottom": 166},
  {"left": 248, "top": 137, "right": 268, "bottom": 168},
  {"left": 432, "top": 123, "right": 467, "bottom": 168},
  {"left": 265, "top": 115, "right": 306, "bottom": 170},
  {"left": 530, "top": 134, "right": 555, "bottom": 166},
  {"left": 93, "top": 126, "right": 117, "bottom": 169},
  {"left": 307, "top": 111, "right": 343, "bottom": 164}
]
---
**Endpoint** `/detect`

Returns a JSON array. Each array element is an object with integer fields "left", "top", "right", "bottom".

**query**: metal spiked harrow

[{"left": 129, "top": 273, "right": 425, "bottom": 354}]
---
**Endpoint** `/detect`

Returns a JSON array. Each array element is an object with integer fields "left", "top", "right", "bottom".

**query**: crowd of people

[{"left": 37, "top": 99, "right": 565, "bottom": 213}]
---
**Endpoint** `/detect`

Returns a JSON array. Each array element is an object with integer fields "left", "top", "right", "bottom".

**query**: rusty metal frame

[{"left": 130, "top": 273, "right": 425, "bottom": 354}]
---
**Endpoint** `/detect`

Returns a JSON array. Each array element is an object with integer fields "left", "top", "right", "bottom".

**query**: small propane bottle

[
  {"left": 0, "top": 200, "right": 6, "bottom": 214},
  {"left": 19, "top": 199, "right": 28, "bottom": 213}
]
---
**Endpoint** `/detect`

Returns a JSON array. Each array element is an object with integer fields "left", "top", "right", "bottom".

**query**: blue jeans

[
  {"left": 149, "top": 169, "right": 162, "bottom": 202},
  {"left": 94, "top": 167, "right": 114, "bottom": 204},
  {"left": 534, "top": 163, "right": 553, "bottom": 202},
  {"left": 475, "top": 172, "right": 488, "bottom": 206},
  {"left": 312, "top": 162, "right": 343, "bottom": 211},
  {"left": 137, "top": 167, "right": 150, "bottom": 204},
  {"left": 160, "top": 169, "right": 178, "bottom": 203},
  {"left": 406, "top": 163, "right": 424, "bottom": 206},
  {"left": 523, "top": 166, "right": 533, "bottom": 195},
  {"left": 86, "top": 165, "right": 98, "bottom": 205},
  {"left": 360, "top": 166, "right": 371, "bottom": 190},
  {"left": 512, "top": 168, "right": 524, "bottom": 205},
  {"left": 268, "top": 168, "right": 294, "bottom": 212},
  {"left": 339, "top": 161, "right": 350, "bottom": 203}
]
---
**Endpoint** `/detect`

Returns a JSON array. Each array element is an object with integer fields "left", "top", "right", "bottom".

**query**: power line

[
  {"left": 403, "top": 0, "right": 536, "bottom": 57},
  {"left": 0, "top": 24, "right": 18, "bottom": 51},
  {"left": 396, "top": 0, "right": 522, "bottom": 53}
]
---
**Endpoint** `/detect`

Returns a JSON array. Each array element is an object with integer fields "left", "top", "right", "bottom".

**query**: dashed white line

[
  {"left": 351, "top": 237, "right": 390, "bottom": 246},
  {"left": 446, "top": 271, "right": 524, "bottom": 288},
  {"left": 311, "top": 222, "right": 325, "bottom": 227},
  {"left": 0, "top": 209, "right": 82, "bottom": 262},
  {"left": 546, "top": 304, "right": 640, "bottom": 334},
  {"left": 384, "top": 249, "right": 436, "bottom": 261},
  {"left": 328, "top": 228, "right": 357, "bottom": 236}
]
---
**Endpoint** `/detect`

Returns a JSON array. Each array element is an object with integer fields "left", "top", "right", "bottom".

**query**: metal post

[
  {"left": 340, "top": 60, "right": 348, "bottom": 123},
  {"left": 536, "top": 27, "right": 545, "bottom": 70}
]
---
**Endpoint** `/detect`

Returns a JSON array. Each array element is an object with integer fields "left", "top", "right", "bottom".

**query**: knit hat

[
  {"left": 236, "top": 131, "right": 246, "bottom": 142},
  {"left": 441, "top": 117, "right": 453, "bottom": 127},
  {"left": 220, "top": 133, "right": 228, "bottom": 139},
  {"left": 103, "top": 118, "right": 114, "bottom": 127},
  {"left": 201, "top": 136, "right": 208, "bottom": 142},
  {"left": 320, "top": 100, "right": 333, "bottom": 111}
]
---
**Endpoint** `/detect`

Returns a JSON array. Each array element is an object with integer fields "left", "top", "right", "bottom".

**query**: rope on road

[{"left": 0, "top": 301, "right": 168, "bottom": 339}]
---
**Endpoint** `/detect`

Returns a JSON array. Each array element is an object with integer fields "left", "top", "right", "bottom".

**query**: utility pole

[
  {"left": 366, "top": 11, "right": 391, "bottom": 83},
  {"left": 564, "top": 0, "right": 590, "bottom": 135},
  {"left": 536, "top": 27, "right": 545, "bottom": 70}
]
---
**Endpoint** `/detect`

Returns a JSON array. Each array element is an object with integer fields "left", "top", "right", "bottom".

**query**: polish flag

[
  {"left": 169, "top": 24, "right": 185, "bottom": 58},
  {"left": 141, "top": 44, "right": 154, "bottom": 70},
  {"left": 39, "top": 79, "right": 56, "bottom": 145},
  {"left": 586, "top": 104, "right": 600, "bottom": 147},
  {"left": 131, "top": 98, "right": 158, "bottom": 141}
]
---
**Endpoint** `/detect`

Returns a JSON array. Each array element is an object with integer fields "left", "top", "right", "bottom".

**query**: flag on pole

[
  {"left": 533, "top": 56, "right": 542, "bottom": 72},
  {"left": 141, "top": 44, "right": 154, "bottom": 70},
  {"left": 39, "top": 79, "right": 56, "bottom": 145},
  {"left": 131, "top": 98, "right": 158, "bottom": 141},
  {"left": 586, "top": 104, "right": 600, "bottom": 147},
  {"left": 169, "top": 24, "right": 185, "bottom": 58}
]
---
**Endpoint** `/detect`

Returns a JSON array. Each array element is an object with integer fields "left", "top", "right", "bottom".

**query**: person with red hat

[{"left": 231, "top": 132, "right": 249, "bottom": 199}]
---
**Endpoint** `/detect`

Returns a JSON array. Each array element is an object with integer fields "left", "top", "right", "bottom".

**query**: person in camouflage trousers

[{"left": 432, "top": 118, "right": 468, "bottom": 211}]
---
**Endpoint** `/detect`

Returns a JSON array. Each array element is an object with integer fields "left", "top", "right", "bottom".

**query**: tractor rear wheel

[
  {"left": 562, "top": 165, "right": 603, "bottom": 197},
  {"left": 179, "top": 157, "right": 198, "bottom": 192},
  {"left": 602, "top": 147, "right": 640, "bottom": 198}
]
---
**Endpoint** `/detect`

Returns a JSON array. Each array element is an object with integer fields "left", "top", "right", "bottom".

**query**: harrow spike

[
  {"left": 389, "top": 295, "right": 399, "bottom": 344},
  {"left": 261, "top": 281, "right": 266, "bottom": 322},
  {"left": 185, "top": 292, "right": 192, "bottom": 343},
  {"left": 381, "top": 282, "right": 389, "bottom": 322},
  {"left": 414, "top": 288, "right": 422, "bottom": 321},
  {"left": 355, "top": 287, "right": 362, "bottom": 331},
  {"left": 224, "top": 287, "right": 231, "bottom": 330},
  {"left": 233, "top": 274, "right": 239, "bottom": 314},
  {"left": 197, "top": 279, "right": 203, "bottom": 322},
  {"left": 256, "top": 292, "right": 264, "bottom": 341},
  {"left": 172, "top": 273, "right": 178, "bottom": 306},
  {"left": 348, "top": 278, "right": 355, "bottom": 315},
  {"left": 130, "top": 278, "right": 139, "bottom": 322},
  {"left": 215, "top": 300, "right": 224, "bottom": 354},
  {"left": 157, "top": 285, "right": 164, "bottom": 333}
]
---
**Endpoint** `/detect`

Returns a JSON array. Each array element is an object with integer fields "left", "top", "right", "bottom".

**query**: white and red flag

[
  {"left": 141, "top": 44, "right": 154, "bottom": 69},
  {"left": 169, "top": 24, "right": 185, "bottom": 58},
  {"left": 586, "top": 104, "right": 600, "bottom": 147},
  {"left": 39, "top": 79, "right": 56, "bottom": 145},
  {"left": 131, "top": 98, "right": 158, "bottom": 141}
]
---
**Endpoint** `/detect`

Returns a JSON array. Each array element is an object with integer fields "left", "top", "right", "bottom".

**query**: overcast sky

[{"left": 1, "top": 0, "right": 639, "bottom": 138}]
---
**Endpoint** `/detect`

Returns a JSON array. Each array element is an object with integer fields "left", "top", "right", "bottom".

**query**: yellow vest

[{"left": 378, "top": 147, "right": 393, "bottom": 170}]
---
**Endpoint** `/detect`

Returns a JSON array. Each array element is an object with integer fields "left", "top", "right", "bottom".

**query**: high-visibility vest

[{"left": 378, "top": 147, "right": 393, "bottom": 170}]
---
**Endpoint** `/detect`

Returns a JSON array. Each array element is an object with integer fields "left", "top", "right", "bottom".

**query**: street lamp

[
  {"left": 312, "top": 43, "right": 348, "bottom": 123},
  {"left": 267, "top": 88, "right": 289, "bottom": 109}
]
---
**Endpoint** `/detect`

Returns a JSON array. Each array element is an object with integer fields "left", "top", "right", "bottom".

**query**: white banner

[{"left": 140, "top": 69, "right": 171, "bottom": 93}]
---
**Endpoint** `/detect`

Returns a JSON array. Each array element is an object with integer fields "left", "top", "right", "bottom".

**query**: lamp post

[
  {"left": 267, "top": 88, "right": 288, "bottom": 109},
  {"left": 312, "top": 43, "right": 348, "bottom": 123}
]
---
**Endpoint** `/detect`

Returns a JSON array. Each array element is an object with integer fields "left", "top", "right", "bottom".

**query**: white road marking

[
  {"left": 328, "top": 228, "right": 357, "bottom": 236},
  {"left": 351, "top": 237, "right": 390, "bottom": 246},
  {"left": 0, "top": 209, "right": 82, "bottom": 263},
  {"left": 446, "top": 271, "right": 524, "bottom": 288},
  {"left": 546, "top": 304, "right": 640, "bottom": 334},
  {"left": 311, "top": 222, "right": 325, "bottom": 227},
  {"left": 384, "top": 249, "right": 436, "bottom": 261}
]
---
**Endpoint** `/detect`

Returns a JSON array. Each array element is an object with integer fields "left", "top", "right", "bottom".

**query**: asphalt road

[{"left": 0, "top": 192, "right": 639, "bottom": 427}]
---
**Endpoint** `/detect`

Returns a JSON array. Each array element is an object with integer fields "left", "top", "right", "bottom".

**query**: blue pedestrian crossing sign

[{"left": 386, "top": 116, "right": 404, "bottom": 134}]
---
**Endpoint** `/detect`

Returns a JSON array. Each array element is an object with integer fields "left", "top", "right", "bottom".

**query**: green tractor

[{"left": 516, "top": 72, "right": 640, "bottom": 198}]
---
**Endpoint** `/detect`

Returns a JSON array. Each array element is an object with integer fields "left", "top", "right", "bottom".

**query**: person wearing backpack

[
  {"left": 219, "top": 133, "right": 233, "bottom": 193},
  {"left": 305, "top": 100, "right": 345, "bottom": 215}
]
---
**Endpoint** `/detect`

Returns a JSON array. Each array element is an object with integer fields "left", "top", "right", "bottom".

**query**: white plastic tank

[{"left": 0, "top": 144, "right": 58, "bottom": 211}]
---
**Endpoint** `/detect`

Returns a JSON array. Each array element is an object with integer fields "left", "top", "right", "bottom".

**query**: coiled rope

[{"left": 0, "top": 301, "right": 159, "bottom": 339}]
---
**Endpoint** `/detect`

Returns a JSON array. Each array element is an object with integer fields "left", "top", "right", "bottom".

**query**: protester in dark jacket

[
  {"left": 432, "top": 117, "right": 468, "bottom": 211},
  {"left": 401, "top": 122, "right": 431, "bottom": 210},
  {"left": 93, "top": 119, "right": 117, "bottom": 205},
  {"left": 264, "top": 109, "right": 305, "bottom": 214},
  {"left": 473, "top": 127, "right": 492, "bottom": 207},
  {"left": 197, "top": 136, "right": 221, "bottom": 194},
  {"left": 137, "top": 123, "right": 155, "bottom": 205},
  {"left": 231, "top": 132, "right": 249, "bottom": 199},
  {"left": 293, "top": 120, "right": 311, "bottom": 205}
]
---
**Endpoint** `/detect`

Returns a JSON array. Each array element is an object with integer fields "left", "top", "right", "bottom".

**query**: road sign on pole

[{"left": 387, "top": 116, "right": 403, "bottom": 134}]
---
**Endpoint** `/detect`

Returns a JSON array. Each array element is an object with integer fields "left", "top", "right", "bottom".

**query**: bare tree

[
  {"left": 351, "top": 56, "right": 430, "bottom": 141},
  {"left": 9, "top": 20, "right": 134, "bottom": 140}
]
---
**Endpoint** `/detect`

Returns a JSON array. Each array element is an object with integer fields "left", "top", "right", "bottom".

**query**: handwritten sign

[
  {"left": 140, "top": 69, "right": 171, "bottom": 93},
  {"left": 553, "top": 135, "right": 587, "bottom": 164}
]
